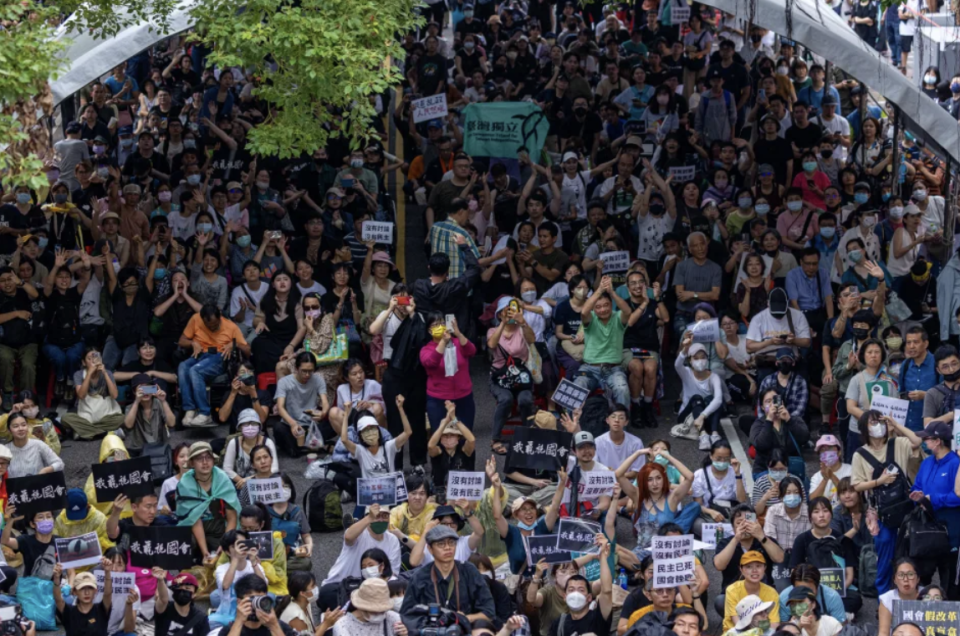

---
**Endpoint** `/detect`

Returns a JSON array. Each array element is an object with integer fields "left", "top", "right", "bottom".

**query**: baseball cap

[
  {"left": 511, "top": 496, "right": 539, "bottom": 515},
  {"left": 357, "top": 416, "right": 379, "bottom": 431},
  {"left": 854, "top": 181, "right": 871, "bottom": 191},
  {"left": 73, "top": 572, "right": 98, "bottom": 591},
  {"left": 758, "top": 163, "right": 776, "bottom": 175},
  {"left": 172, "top": 572, "right": 199, "bottom": 589},
  {"left": 706, "top": 67, "right": 723, "bottom": 80},
  {"left": 918, "top": 420, "right": 953, "bottom": 440},
  {"left": 574, "top": 431, "right": 595, "bottom": 447},
  {"left": 775, "top": 347, "right": 794, "bottom": 361},
  {"left": 426, "top": 119, "right": 444, "bottom": 129},
  {"left": 735, "top": 594, "right": 774, "bottom": 630},
  {"left": 117, "top": 125, "right": 134, "bottom": 136},
  {"left": 238, "top": 408, "right": 261, "bottom": 425},
  {"left": 93, "top": 134, "right": 110, "bottom": 144},
  {"left": 66, "top": 488, "right": 89, "bottom": 521},
  {"left": 787, "top": 586, "right": 817, "bottom": 603},
  {"left": 815, "top": 434, "right": 842, "bottom": 450},
  {"left": 226, "top": 181, "right": 243, "bottom": 191},
  {"left": 688, "top": 343, "right": 707, "bottom": 358},
  {"left": 822, "top": 92, "right": 839, "bottom": 107},
  {"left": 562, "top": 151, "right": 579, "bottom": 163},
  {"left": 0, "top": 446, "right": 11, "bottom": 461},
  {"left": 740, "top": 550, "right": 767, "bottom": 566},
  {"left": 769, "top": 287, "right": 789, "bottom": 318}
]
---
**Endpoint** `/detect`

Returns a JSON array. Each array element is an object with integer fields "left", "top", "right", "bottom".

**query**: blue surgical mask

[
  {"left": 755, "top": 203, "right": 770, "bottom": 216},
  {"left": 16, "top": 193, "right": 31, "bottom": 205},
  {"left": 712, "top": 460, "right": 730, "bottom": 471},
  {"left": 517, "top": 520, "right": 538, "bottom": 531},
  {"left": 738, "top": 197, "right": 753, "bottom": 209},
  {"left": 236, "top": 235, "right": 252, "bottom": 248},
  {"left": 854, "top": 193, "right": 869, "bottom": 204},
  {"left": 153, "top": 268, "right": 167, "bottom": 279},
  {"left": 197, "top": 223, "right": 213, "bottom": 233},
  {"left": 820, "top": 226, "right": 836, "bottom": 239},
  {"left": 921, "top": 441, "right": 932, "bottom": 454},
  {"left": 654, "top": 454, "right": 670, "bottom": 466},
  {"left": 54, "top": 193, "right": 69, "bottom": 204},
  {"left": 848, "top": 249, "right": 863, "bottom": 263},
  {"left": 767, "top": 470, "right": 788, "bottom": 482},
  {"left": 184, "top": 139, "right": 197, "bottom": 149},
  {"left": 186, "top": 174, "right": 202, "bottom": 186},
  {"left": 882, "top": 193, "right": 891, "bottom": 202},
  {"left": 952, "top": 82, "right": 960, "bottom": 94},
  {"left": 787, "top": 200, "right": 802, "bottom": 212},
  {"left": 37, "top": 237, "right": 48, "bottom": 250},
  {"left": 802, "top": 161, "right": 817, "bottom": 173},
  {"left": 783, "top": 494, "right": 802, "bottom": 508}
]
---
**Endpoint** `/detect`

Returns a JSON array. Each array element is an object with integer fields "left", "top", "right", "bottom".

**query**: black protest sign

[
  {"left": 248, "top": 531, "right": 274, "bottom": 561},
  {"left": 127, "top": 525, "right": 193, "bottom": 570},
  {"left": 819, "top": 568, "right": 846, "bottom": 597},
  {"left": 771, "top": 550, "right": 793, "bottom": 592},
  {"left": 551, "top": 379, "right": 590, "bottom": 412},
  {"left": 525, "top": 535, "right": 573, "bottom": 566},
  {"left": 556, "top": 518, "right": 602, "bottom": 554},
  {"left": 7, "top": 471, "right": 67, "bottom": 516},
  {"left": 92, "top": 456, "right": 154, "bottom": 502},
  {"left": 892, "top": 600, "right": 960, "bottom": 636},
  {"left": 505, "top": 427, "right": 573, "bottom": 472}
]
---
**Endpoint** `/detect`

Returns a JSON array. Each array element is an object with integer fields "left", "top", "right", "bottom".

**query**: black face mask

[
  {"left": 760, "top": 67, "right": 773, "bottom": 77},
  {"left": 173, "top": 589, "right": 194, "bottom": 606},
  {"left": 821, "top": 149, "right": 833, "bottom": 159},
  {"left": 852, "top": 327, "right": 870, "bottom": 340},
  {"left": 751, "top": 34, "right": 763, "bottom": 43},
  {"left": 777, "top": 360, "right": 794, "bottom": 374},
  {"left": 574, "top": 107, "right": 588, "bottom": 117},
  {"left": 945, "top": 369, "right": 960, "bottom": 383}
]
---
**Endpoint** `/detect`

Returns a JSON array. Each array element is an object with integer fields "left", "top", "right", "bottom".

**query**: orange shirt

[{"left": 182, "top": 313, "right": 248, "bottom": 352}]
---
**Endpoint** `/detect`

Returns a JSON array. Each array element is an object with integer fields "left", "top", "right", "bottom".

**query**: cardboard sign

[
  {"left": 700, "top": 523, "right": 735, "bottom": 549},
  {"left": 892, "top": 599, "right": 960, "bottom": 636},
  {"left": 7, "top": 471, "right": 67, "bottom": 516},
  {"left": 247, "top": 477, "right": 286, "bottom": 505},
  {"left": 525, "top": 535, "right": 573, "bottom": 566},
  {"left": 556, "top": 518, "right": 602, "bottom": 554},
  {"left": 599, "top": 250, "right": 630, "bottom": 272},
  {"left": 690, "top": 318, "right": 720, "bottom": 344},
  {"left": 412, "top": 94, "right": 449, "bottom": 124},
  {"left": 248, "top": 531, "right": 274, "bottom": 561},
  {"left": 91, "top": 457, "right": 154, "bottom": 502},
  {"left": 127, "top": 526, "right": 194, "bottom": 570},
  {"left": 505, "top": 427, "right": 573, "bottom": 472},
  {"left": 358, "top": 476, "right": 398, "bottom": 507},
  {"left": 55, "top": 532, "right": 103, "bottom": 569},
  {"left": 819, "top": 567, "right": 846, "bottom": 597},
  {"left": 552, "top": 379, "right": 590, "bottom": 412},
  {"left": 446, "top": 471, "right": 485, "bottom": 501},
  {"left": 651, "top": 534, "right": 695, "bottom": 589},
  {"left": 361, "top": 221, "right": 394, "bottom": 245},
  {"left": 671, "top": 5, "right": 691, "bottom": 22},
  {"left": 871, "top": 395, "right": 910, "bottom": 427},
  {"left": 668, "top": 165, "right": 696, "bottom": 182},
  {"left": 94, "top": 571, "right": 136, "bottom": 604}
]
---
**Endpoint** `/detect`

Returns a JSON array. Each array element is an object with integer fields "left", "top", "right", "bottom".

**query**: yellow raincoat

[
  {"left": 54, "top": 505, "right": 115, "bottom": 571},
  {"left": 0, "top": 412, "right": 61, "bottom": 454},
  {"left": 83, "top": 434, "right": 133, "bottom": 519},
  {"left": 215, "top": 530, "right": 288, "bottom": 596}
]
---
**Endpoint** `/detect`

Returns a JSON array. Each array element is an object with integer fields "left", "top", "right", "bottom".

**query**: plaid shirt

[
  {"left": 763, "top": 502, "right": 810, "bottom": 551},
  {"left": 757, "top": 372, "right": 808, "bottom": 420},
  {"left": 429, "top": 220, "right": 480, "bottom": 279}
]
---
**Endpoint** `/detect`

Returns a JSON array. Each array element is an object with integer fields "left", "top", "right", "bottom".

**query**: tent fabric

[
  {"left": 701, "top": 0, "right": 960, "bottom": 165},
  {"left": 49, "top": 3, "right": 197, "bottom": 106}
]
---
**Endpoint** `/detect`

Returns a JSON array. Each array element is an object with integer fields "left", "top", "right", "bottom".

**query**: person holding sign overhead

[
  {"left": 547, "top": 534, "right": 614, "bottom": 636},
  {"left": 54, "top": 564, "right": 114, "bottom": 636}
]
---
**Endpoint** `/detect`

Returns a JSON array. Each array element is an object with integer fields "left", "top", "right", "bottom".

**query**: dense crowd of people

[{"left": 1, "top": 0, "right": 959, "bottom": 635}]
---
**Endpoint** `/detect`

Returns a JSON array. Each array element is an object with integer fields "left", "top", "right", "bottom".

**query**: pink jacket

[{"left": 419, "top": 339, "right": 476, "bottom": 400}]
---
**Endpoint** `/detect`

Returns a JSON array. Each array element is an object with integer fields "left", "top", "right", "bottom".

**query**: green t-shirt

[{"left": 583, "top": 311, "right": 627, "bottom": 365}]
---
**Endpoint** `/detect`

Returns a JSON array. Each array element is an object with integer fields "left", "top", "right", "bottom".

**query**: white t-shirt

[
  {"left": 297, "top": 281, "right": 327, "bottom": 298},
  {"left": 561, "top": 170, "right": 593, "bottom": 220},
  {"left": 381, "top": 312, "right": 405, "bottom": 360},
  {"left": 692, "top": 467, "right": 739, "bottom": 507},
  {"left": 355, "top": 438, "right": 398, "bottom": 478},
  {"left": 419, "top": 535, "right": 475, "bottom": 565},
  {"left": 808, "top": 463, "right": 853, "bottom": 506},
  {"left": 899, "top": 0, "right": 921, "bottom": 36},
  {"left": 229, "top": 283, "right": 269, "bottom": 328},
  {"left": 637, "top": 212, "right": 673, "bottom": 261},
  {"left": 812, "top": 115, "right": 852, "bottom": 162},
  {"left": 512, "top": 219, "right": 564, "bottom": 249},
  {"left": 80, "top": 275, "right": 105, "bottom": 326},
  {"left": 167, "top": 209, "right": 198, "bottom": 241},
  {"left": 336, "top": 379, "right": 385, "bottom": 409},
  {"left": 595, "top": 432, "right": 646, "bottom": 475},
  {"left": 721, "top": 335, "right": 750, "bottom": 380},
  {"left": 745, "top": 308, "right": 812, "bottom": 357},
  {"left": 322, "top": 530, "right": 402, "bottom": 586}
]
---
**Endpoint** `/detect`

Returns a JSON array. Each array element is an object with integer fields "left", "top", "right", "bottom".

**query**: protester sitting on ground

[
  {"left": 675, "top": 336, "right": 725, "bottom": 451},
  {"left": 778, "top": 564, "right": 847, "bottom": 625},
  {"left": 722, "top": 552, "right": 782, "bottom": 632}
]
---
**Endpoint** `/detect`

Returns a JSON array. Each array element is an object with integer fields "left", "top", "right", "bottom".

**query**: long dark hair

[{"left": 260, "top": 272, "right": 301, "bottom": 318}]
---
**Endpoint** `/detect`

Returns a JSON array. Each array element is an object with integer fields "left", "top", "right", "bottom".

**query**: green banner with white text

[{"left": 462, "top": 102, "right": 549, "bottom": 161}]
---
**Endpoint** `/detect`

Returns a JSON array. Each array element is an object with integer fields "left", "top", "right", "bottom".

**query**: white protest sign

[
  {"left": 690, "top": 318, "right": 720, "bottom": 343},
  {"left": 671, "top": 5, "right": 691, "bottom": 22},
  {"left": 954, "top": 411, "right": 960, "bottom": 452},
  {"left": 247, "top": 477, "right": 286, "bottom": 504},
  {"left": 700, "top": 523, "right": 735, "bottom": 549},
  {"left": 871, "top": 395, "right": 910, "bottom": 427},
  {"left": 95, "top": 571, "right": 137, "bottom": 604},
  {"left": 580, "top": 470, "right": 617, "bottom": 501},
  {"left": 668, "top": 166, "right": 696, "bottom": 182},
  {"left": 599, "top": 250, "right": 630, "bottom": 272},
  {"left": 491, "top": 235, "right": 511, "bottom": 266},
  {"left": 412, "top": 94, "right": 449, "bottom": 124},
  {"left": 651, "top": 534, "right": 695, "bottom": 589},
  {"left": 361, "top": 221, "right": 395, "bottom": 245},
  {"left": 446, "top": 471, "right": 486, "bottom": 501}
]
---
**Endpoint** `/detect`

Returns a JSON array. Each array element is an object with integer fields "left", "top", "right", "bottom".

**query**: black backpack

[
  {"left": 141, "top": 442, "right": 173, "bottom": 485},
  {"left": 578, "top": 395, "right": 609, "bottom": 438},
  {"left": 855, "top": 438, "right": 914, "bottom": 528},
  {"left": 807, "top": 535, "right": 844, "bottom": 570},
  {"left": 337, "top": 576, "right": 363, "bottom": 608},
  {"left": 303, "top": 479, "right": 344, "bottom": 532},
  {"left": 48, "top": 300, "right": 79, "bottom": 347},
  {"left": 898, "top": 500, "right": 950, "bottom": 561}
]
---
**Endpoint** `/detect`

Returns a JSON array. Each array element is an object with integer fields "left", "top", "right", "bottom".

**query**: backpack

[
  {"left": 578, "top": 395, "right": 609, "bottom": 438},
  {"left": 48, "top": 300, "right": 79, "bottom": 347},
  {"left": 141, "top": 441, "right": 173, "bottom": 485},
  {"left": 931, "top": 384, "right": 959, "bottom": 419},
  {"left": 699, "top": 89, "right": 733, "bottom": 113},
  {"left": 303, "top": 479, "right": 343, "bottom": 532},
  {"left": 855, "top": 438, "right": 914, "bottom": 528},
  {"left": 806, "top": 535, "right": 844, "bottom": 570},
  {"left": 899, "top": 500, "right": 950, "bottom": 561},
  {"left": 859, "top": 542, "right": 879, "bottom": 598},
  {"left": 337, "top": 576, "right": 363, "bottom": 608}
]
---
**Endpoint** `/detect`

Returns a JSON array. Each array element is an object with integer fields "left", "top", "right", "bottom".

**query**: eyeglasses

[
  {"left": 923, "top": 595, "right": 943, "bottom": 601},
  {"left": 895, "top": 572, "right": 918, "bottom": 581}
]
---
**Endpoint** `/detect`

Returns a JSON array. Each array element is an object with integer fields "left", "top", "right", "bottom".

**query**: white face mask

[
  {"left": 869, "top": 423, "right": 886, "bottom": 438},
  {"left": 362, "top": 565, "right": 381, "bottom": 580},
  {"left": 280, "top": 488, "right": 292, "bottom": 502},
  {"left": 23, "top": 407, "right": 39, "bottom": 419},
  {"left": 566, "top": 592, "right": 588, "bottom": 611},
  {"left": 691, "top": 358, "right": 709, "bottom": 372},
  {"left": 393, "top": 596, "right": 404, "bottom": 612},
  {"left": 365, "top": 612, "right": 387, "bottom": 623},
  {"left": 305, "top": 587, "right": 319, "bottom": 603}
]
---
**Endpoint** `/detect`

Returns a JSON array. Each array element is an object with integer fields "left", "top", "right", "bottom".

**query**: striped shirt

[{"left": 429, "top": 220, "right": 480, "bottom": 279}]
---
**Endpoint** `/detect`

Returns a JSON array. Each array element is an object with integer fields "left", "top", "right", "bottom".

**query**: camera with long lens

[
  {"left": 419, "top": 603, "right": 462, "bottom": 636},
  {"left": 0, "top": 606, "right": 24, "bottom": 636},
  {"left": 248, "top": 595, "right": 275, "bottom": 619}
]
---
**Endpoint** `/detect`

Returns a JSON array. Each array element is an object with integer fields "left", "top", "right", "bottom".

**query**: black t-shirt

[
  {"left": 118, "top": 359, "right": 175, "bottom": 391},
  {"left": 716, "top": 536, "right": 780, "bottom": 589},
  {"left": 789, "top": 529, "right": 857, "bottom": 571},
  {"left": 754, "top": 136, "right": 795, "bottom": 185},
  {"left": 57, "top": 600, "right": 110, "bottom": 636},
  {"left": 784, "top": 122, "right": 824, "bottom": 156},
  {"left": 155, "top": 602, "right": 211, "bottom": 636},
  {"left": 623, "top": 300, "right": 660, "bottom": 352},
  {"left": 0, "top": 288, "right": 33, "bottom": 347},
  {"left": 18, "top": 534, "right": 56, "bottom": 577},
  {"left": 620, "top": 588, "right": 652, "bottom": 623},
  {"left": 0, "top": 204, "right": 40, "bottom": 255},
  {"left": 210, "top": 144, "right": 253, "bottom": 183},
  {"left": 554, "top": 299, "right": 583, "bottom": 337},
  {"left": 240, "top": 622, "right": 298, "bottom": 636},
  {"left": 548, "top": 606, "right": 611, "bottom": 636},
  {"left": 45, "top": 287, "right": 82, "bottom": 347},
  {"left": 122, "top": 151, "right": 171, "bottom": 178},
  {"left": 431, "top": 443, "right": 476, "bottom": 492},
  {"left": 417, "top": 55, "right": 449, "bottom": 96},
  {"left": 559, "top": 113, "right": 604, "bottom": 149},
  {"left": 111, "top": 286, "right": 152, "bottom": 349},
  {"left": 708, "top": 62, "right": 750, "bottom": 99}
]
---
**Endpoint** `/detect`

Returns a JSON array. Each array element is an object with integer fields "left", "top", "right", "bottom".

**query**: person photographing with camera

[
  {"left": 227, "top": 573, "right": 298, "bottom": 636},
  {"left": 121, "top": 373, "right": 175, "bottom": 455}
]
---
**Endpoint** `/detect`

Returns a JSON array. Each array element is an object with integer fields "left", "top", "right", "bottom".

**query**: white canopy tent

[
  {"left": 700, "top": 0, "right": 960, "bottom": 166},
  {"left": 49, "top": 2, "right": 197, "bottom": 107}
]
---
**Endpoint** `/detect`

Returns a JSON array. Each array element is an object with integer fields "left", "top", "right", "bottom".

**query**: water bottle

[{"left": 617, "top": 568, "right": 629, "bottom": 590}]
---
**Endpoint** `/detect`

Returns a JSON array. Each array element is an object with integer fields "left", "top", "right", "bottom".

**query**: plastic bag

[
  {"left": 17, "top": 576, "right": 55, "bottom": 631},
  {"left": 304, "top": 457, "right": 334, "bottom": 481},
  {"left": 304, "top": 421, "right": 324, "bottom": 452}
]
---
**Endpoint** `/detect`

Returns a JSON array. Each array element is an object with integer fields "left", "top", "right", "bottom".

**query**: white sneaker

[
  {"left": 698, "top": 433, "right": 712, "bottom": 451},
  {"left": 710, "top": 432, "right": 722, "bottom": 444},
  {"left": 182, "top": 410, "right": 196, "bottom": 426},
  {"left": 190, "top": 414, "right": 214, "bottom": 427}
]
